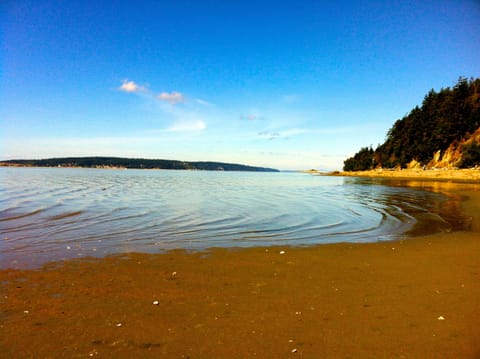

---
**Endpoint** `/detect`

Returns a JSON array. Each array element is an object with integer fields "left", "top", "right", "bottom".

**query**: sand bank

[
  {"left": 334, "top": 168, "right": 480, "bottom": 182},
  {"left": 1, "top": 185, "right": 479, "bottom": 358}
]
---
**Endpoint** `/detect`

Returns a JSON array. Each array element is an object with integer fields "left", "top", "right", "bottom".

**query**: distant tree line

[
  {"left": 344, "top": 77, "right": 480, "bottom": 170},
  {"left": 0, "top": 157, "right": 279, "bottom": 172}
]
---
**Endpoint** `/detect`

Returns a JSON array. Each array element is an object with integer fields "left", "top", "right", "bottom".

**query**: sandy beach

[
  {"left": 334, "top": 168, "right": 480, "bottom": 182},
  {"left": 1, "top": 182, "right": 479, "bottom": 358}
]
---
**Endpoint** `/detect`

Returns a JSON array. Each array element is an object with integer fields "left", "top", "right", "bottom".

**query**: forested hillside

[
  {"left": 344, "top": 77, "right": 480, "bottom": 171},
  {"left": 0, "top": 157, "right": 279, "bottom": 172}
]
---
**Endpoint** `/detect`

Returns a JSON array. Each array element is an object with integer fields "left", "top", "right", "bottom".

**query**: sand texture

[{"left": 335, "top": 168, "right": 480, "bottom": 182}]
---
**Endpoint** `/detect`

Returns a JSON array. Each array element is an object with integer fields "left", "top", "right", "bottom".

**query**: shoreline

[
  {"left": 327, "top": 168, "right": 480, "bottom": 182},
  {"left": 1, "top": 182, "right": 479, "bottom": 357},
  {"left": 0, "top": 164, "right": 278, "bottom": 172}
]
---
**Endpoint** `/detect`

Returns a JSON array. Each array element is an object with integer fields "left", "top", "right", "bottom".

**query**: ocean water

[{"left": 0, "top": 167, "right": 464, "bottom": 269}]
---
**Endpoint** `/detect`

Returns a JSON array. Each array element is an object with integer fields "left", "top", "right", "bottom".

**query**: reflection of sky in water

[{"left": 0, "top": 168, "right": 471, "bottom": 269}]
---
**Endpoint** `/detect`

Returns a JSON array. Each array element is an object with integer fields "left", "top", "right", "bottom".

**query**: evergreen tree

[{"left": 343, "top": 77, "right": 480, "bottom": 171}]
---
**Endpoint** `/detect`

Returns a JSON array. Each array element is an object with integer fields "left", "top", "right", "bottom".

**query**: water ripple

[{"left": 0, "top": 167, "right": 466, "bottom": 269}]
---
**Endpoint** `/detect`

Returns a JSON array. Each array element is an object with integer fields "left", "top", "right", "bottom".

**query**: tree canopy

[{"left": 344, "top": 77, "right": 480, "bottom": 170}]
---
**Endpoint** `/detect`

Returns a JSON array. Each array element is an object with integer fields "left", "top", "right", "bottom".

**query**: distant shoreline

[
  {"left": 0, "top": 156, "right": 279, "bottom": 172},
  {"left": 0, "top": 163, "right": 278, "bottom": 173},
  {"left": 0, "top": 163, "right": 130, "bottom": 170}
]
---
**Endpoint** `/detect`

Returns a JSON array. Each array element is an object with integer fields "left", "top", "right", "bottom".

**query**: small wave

[
  {"left": 0, "top": 208, "right": 44, "bottom": 222},
  {"left": 49, "top": 211, "right": 83, "bottom": 220}
]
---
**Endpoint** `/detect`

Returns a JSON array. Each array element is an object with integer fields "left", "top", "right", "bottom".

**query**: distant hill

[
  {"left": 344, "top": 77, "right": 480, "bottom": 171},
  {"left": 0, "top": 156, "right": 279, "bottom": 172}
]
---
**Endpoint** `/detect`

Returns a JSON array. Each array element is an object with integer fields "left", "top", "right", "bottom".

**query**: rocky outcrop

[{"left": 427, "top": 127, "right": 480, "bottom": 168}]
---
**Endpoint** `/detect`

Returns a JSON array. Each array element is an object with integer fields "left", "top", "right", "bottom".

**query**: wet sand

[{"left": 1, "top": 184, "right": 480, "bottom": 358}]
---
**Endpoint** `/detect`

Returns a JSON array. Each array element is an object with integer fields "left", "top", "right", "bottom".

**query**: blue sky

[{"left": 1, "top": 0, "right": 479, "bottom": 170}]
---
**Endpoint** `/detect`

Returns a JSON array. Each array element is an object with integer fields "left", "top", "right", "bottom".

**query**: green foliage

[
  {"left": 458, "top": 143, "right": 480, "bottom": 168},
  {"left": 343, "top": 147, "right": 374, "bottom": 171},
  {"left": 344, "top": 77, "right": 480, "bottom": 171}
]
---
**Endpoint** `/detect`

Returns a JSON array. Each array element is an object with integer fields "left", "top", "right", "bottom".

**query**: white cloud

[
  {"left": 258, "top": 131, "right": 281, "bottom": 140},
  {"left": 158, "top": 92, "right": 185, "bottom": 104},
  {"left": 240, "top": 113, "right": 264, "bottom": 121},
  {"left": 257, "top": 127, "right": 354, "bottom": 140},
  {"left": 195, "top": 98, "right": 213, "bottom": 106},
  {"left": 167, "top": 119, "right": 206, "bottom": 132},
  {"left": 118, "top": 80, "right": 146, "bottom": 93},
  {"left": 258, "top": 128, "right": 306, "bottom": 140},
  {"left": 240, "top": 108, "right": 262, "bottom": 121}
]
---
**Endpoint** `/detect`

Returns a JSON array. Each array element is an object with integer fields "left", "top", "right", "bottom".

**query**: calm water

[{"left": 0, "top": 167, "right": 464, "bottom": 269}]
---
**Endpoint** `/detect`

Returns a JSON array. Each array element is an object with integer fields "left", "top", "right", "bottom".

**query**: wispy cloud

[
  {"left": 240, "top": 111, "right": 264, "bottom": 121},
  {"left": 158, "top": 91, "right": 185, "bottom": 104},
  {"left": 117, "top": 80, "right": 208, "bottom": 131},
  {"left": 167, "top": 119, "right": 206, "bottom": 132},
  {"left": 258, "top": 128, "right": 304, "bottom": 140},
  {"left": 257, "top": 127, "right": 353, "bottom": 140},
  {"left": 118, "top": 80, "right": 147, "bottom": 93},
  {"left": 258, "top": 131, "right": 281, "bottom": 140},
  {"left": 195, "top": 98, "right": 214, "bottom": 106}
]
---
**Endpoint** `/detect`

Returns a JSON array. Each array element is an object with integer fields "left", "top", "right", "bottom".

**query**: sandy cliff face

[{"left": 427, "top": 127, "right": 480, "bottom": 168}]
